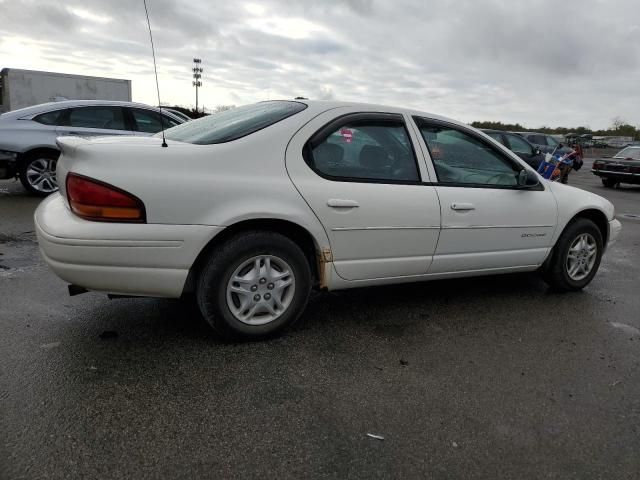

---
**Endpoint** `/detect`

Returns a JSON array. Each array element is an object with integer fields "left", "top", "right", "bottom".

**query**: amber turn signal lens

[{"left": 66, "top": 173, "right": 146, "bottom": 223}]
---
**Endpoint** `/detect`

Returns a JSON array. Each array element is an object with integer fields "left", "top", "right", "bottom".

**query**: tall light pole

[{"left": 192, "top": 58, "right": 202, "bottom": 113}]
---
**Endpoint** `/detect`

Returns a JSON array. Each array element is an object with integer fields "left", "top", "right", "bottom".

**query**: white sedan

[{"left": 35, "top": 100, "right": 622, "bottom": 340}]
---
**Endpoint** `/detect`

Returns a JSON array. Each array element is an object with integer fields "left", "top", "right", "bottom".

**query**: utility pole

[{"left": 192, "top": 58, "right": 202, "bottom": 113}]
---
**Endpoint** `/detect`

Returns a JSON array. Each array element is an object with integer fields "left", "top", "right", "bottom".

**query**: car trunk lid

[{"left": 55, "top": 135, "right": 193, "bottom": 202}]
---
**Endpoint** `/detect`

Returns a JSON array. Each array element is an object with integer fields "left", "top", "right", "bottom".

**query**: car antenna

[{"left": 143, "top": 0, "right": 168, "bottom": 147}]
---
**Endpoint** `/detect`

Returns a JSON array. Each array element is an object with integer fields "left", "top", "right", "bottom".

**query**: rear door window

[
  {"left": 307, "top": 118, "right": 420, "bottom": 183},
  {"left": 66, "top": 106, "right": 126, "bottom": 130}
]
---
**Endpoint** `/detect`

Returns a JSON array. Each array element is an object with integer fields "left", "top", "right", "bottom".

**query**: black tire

[
  {"left": 601, "top": 178, "right": 617, "bottom": 188},
  {"left": 19, "top": 150, "right": 60, "bottom": 196},
  {"left": 196, "top": 231, "right": 312, "bottom": 341},
  {"left": 543, "top": 218, "right": 603, "bottom": 292}
]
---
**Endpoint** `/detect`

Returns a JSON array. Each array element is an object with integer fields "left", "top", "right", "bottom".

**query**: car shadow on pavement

[
  {"left": 36, "top": 264, "right": 625, "bottom": 405},
  {"left": 300, "top": 272, "right": 574, "bottom": 338},
  {"left": 58, "top": 271, "right": 587, "bottom": 351}
]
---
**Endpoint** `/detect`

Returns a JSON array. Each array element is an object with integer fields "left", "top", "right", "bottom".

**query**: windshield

[
  {"left": 160, "top": 101, "right": 307, "bottom": 145},
  {"left": 614, "top": 147, "right": 640, "bottom": 160}
]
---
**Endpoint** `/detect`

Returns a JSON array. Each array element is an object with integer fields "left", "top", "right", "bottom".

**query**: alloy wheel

[
  {"left": 226, "top": 255, "right": 295, "bottom": 325},
  {"left": 26, "top": 158, "right": 58, "bottom": 193},
  {"left": 566, "top": 233, "right": 598, "bottom": 281}
]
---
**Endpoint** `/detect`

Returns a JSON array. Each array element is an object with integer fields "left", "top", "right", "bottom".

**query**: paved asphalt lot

[{"left": 1, "top": 161, "right": 639, "bottom": 479}]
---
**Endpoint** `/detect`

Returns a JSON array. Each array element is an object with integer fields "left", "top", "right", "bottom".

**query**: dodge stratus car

[{"left": 35, "top": 100, "right": 621, "bottom": 340}]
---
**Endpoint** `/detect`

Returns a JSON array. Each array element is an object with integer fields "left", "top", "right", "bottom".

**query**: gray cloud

[{"left": 0, "top": 0, "right": 639, "bottom": 128}]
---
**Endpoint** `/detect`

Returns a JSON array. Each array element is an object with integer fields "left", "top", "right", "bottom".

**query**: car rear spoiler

[{"left": 56, "top": 136, "right": 92, "bottom": 157}]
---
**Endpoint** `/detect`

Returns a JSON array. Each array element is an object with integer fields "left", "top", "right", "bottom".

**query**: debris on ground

[
  {"left": 366, "top": 433, "right": 385, "bottom": 440},
  {"left": 452, "top": 441, "right": 460, "bottom": 448},
  {"left": 399, "top": 358, "right": 409, "bottom": 366},
  {"left": 40, "top": 342, "right": 61, "bottom": 350},
  {"left": 609, "top": 322, "right": 640, "bottom": 336}
]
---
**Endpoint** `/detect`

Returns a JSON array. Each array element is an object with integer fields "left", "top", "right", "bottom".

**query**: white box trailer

[{"left": 0, "top": 68, "right": 132, "bottom": 113}]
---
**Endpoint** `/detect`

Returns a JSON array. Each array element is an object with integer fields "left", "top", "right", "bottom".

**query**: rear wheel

[
  {"left": 196, "top": 231, "right": 312, "bottom": 341},
  {"left": 543, "top": 218, "right": 603, "bottom": 291},
  {"left": 19, "top": 151, "right": 60, "bottom": 196},
  {"left": 601, "top": 178, "right": 618, "bottom": 188}
]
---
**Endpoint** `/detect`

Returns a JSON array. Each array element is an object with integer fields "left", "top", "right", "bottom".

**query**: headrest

[
  {"left": 314, "top": 142, "right": 344, "bottom": 167},
  {"left": 359, "top": 145, "right": 388, "bottom": 169}
]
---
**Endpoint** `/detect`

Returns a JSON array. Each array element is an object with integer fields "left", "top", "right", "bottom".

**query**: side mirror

[
  {"left": 533, "top": 147, "right": 541, "bottom": 156},
  {"left": 517, "top": 169, "right": 540, "bottom": 188}
]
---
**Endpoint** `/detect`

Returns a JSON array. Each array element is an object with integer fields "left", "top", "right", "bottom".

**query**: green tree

[
  {"left": 470, "top": 120, "right": 525, "bottom": 131},
  {"left": 471, "top": 117, "right": 638, "bottom": 140}
]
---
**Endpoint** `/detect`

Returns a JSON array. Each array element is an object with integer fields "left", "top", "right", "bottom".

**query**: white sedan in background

[{"left": 35, "top": 100, "right": 621, "bottom": 340}]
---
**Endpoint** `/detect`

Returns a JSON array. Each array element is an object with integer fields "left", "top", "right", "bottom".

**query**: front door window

[{"left": 416, "top": 122, "right": 520, "bottom": 187}]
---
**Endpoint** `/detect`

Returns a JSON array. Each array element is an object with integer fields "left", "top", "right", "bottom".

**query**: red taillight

[
  {"left": 66, "top": 173, "right": 146, "bottom": 223},
  {"left": 630, "top": 166, "right": 640, "bottom": 174},
  {"left": 592, "top": 162, "right": 602, "bottom": 170}
]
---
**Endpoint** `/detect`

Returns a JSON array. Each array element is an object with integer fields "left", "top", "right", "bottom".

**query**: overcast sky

[{"left": 1, "top": 0, "right": 639, "bottom": 129}]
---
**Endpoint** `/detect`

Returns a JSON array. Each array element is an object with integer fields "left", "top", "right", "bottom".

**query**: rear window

[
  {"left": 161, "top": 101, "right": 307, "bottom": 145},
  {"left": 546, "top": 136, "right": 559, "bottom": 147},
  {"left": 485, "top": 132, "right": 504, "bottom": 144},
  {"left": 614, "top": 147, "right": 640, "bottom": 160}
]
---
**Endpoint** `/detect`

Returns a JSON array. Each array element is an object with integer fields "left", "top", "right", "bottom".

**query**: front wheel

[
  {"left": 196, "top": 231, "right": 312, "bottom": 341},
  {"left": 543, "top": 218, "right": 603, "bottom": 291},
  {"left": 19, "top": 151, "right": 60, "bottom": 196}
]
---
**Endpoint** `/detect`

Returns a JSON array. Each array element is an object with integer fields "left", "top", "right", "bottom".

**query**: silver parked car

[{"left": 0, "top": 100, "right": 185, "bottom": 195}]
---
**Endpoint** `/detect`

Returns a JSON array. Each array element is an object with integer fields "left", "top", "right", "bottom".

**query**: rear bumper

[{"left": 34, "top": 194, "right": 223, "bottom": 297}]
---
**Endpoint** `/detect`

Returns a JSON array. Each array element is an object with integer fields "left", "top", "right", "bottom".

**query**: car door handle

[
  {"left": 451, "top": 202, "right": 475, "bottom": 211},
  {"left": 327, "top": 199, "right": 359, "bottom": 208}
]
